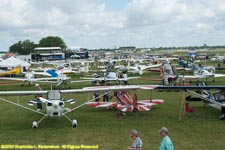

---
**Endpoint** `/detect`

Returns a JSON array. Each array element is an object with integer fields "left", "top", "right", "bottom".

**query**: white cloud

[{"left": 1, "top": 0, "right": 225, "bottom": 51}]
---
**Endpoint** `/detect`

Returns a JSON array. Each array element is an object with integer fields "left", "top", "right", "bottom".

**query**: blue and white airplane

[{"left": 0, "top": 69, "right": 91, "bottom": 87}]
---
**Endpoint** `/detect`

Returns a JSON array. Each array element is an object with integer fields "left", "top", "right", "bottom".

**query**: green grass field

[{"left": 0, "top": 64, "right": 225, "bottom": 150}]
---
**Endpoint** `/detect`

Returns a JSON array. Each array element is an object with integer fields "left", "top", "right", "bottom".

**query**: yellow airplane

[{"left": 0, "top": 66, "right": 21, "bottom": 76}]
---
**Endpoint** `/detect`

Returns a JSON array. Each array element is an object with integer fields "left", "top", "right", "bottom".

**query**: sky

[{"left": 1, "top": 0, "right": 225, "bottom": 51}]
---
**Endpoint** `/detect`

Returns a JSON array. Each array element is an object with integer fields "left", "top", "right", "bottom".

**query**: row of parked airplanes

[
  {"left": 0, "top": 57, "right": 225, "bottom": 87},
  {"left": 0, "top": 58, "right": 225, "bottom": 128},
  {"left": 0, "top": 84, "right": 224, "bottom": 128}
]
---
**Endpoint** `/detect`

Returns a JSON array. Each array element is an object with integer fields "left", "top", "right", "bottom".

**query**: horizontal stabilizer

[
  {"left": 70, "top": 101, "right": 76, "bottom": 104},
  {"left": 65, "top": 99, "right": 76, "bottom": 104},
  {"left": 65, "top": 99, "right": 74, "bottom": 102},
  {"left": 27, "top": 100, "right": 39, "bottom": 106}
]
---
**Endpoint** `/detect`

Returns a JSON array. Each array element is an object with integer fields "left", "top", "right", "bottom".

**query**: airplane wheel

[
  {"left": 32, "top": 121, "right": 38, "bottom": 128},
  {"left": 72, "top": 119, "right": 77, "bottom": 128}
]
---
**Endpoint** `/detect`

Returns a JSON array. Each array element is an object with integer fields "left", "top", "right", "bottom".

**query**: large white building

[{"left": 32, "top": 47, "right": 65, "bottom": 61}]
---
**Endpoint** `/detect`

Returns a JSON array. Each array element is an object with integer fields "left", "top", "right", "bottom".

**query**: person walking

[
  {"left": 35, "top": 83, "right": 42, "bottom": 111},
  {"left": 128, "top": 129, "right": 143, "bottom": 150},
  {"left": 159, "top": 127, "right": 174, "bottom": 150}
]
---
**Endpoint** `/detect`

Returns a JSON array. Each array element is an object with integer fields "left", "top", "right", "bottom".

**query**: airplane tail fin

[
  {"left": 10, "top": 66, "right": 21, "bottom": 75},
  {"left": 45, "top": 69, "right": 58, "bottom": 77},
  {"left": 127, "top": 61, "right": 130, "bottom": 69},
  {"left": 69, "top": 63, "right": 72, "bottom": 71},
  {"left": 87, "top": 62, "right": 89, "bottom": 72},
  {"left": 138, "top": 70, "right": 143, "bottom": 75}
]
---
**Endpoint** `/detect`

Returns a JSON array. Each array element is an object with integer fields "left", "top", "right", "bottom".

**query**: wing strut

[
  {"left": 63, "top": 90, "right": 112, "bottom": 115},
  {"left": 0, "top": 97, "right": 46, "bottom": 116}
]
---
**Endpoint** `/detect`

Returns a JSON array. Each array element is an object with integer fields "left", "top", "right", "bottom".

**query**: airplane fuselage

[{"left": 46, "top": 100, "right": 65, "bottom": 117}]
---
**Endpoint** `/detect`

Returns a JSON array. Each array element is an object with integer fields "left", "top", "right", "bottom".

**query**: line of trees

[
  {"left": 9, "top": 36, "right": 67, "bottom": 55},
  {"left": 150, "top": 45, "right": 225, "bottom": 51}
]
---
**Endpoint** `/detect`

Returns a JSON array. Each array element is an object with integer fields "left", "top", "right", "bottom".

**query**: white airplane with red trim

[{"left": 86, "top": 90, "right": 163, "bottom": 113}]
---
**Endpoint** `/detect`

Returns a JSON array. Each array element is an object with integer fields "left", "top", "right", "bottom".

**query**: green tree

[
  {"left": 39, "top": 36, "right": 67, "bottom": 49},
  {"left": 9, "top": 40, "right": 36, "bottom": 55},
  {"left": 9, "top": 41, "right": 22, "bottom": 53}
]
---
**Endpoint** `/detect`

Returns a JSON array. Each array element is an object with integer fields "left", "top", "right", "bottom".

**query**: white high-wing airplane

[
  {"left": 31, "top": 63, "right": 76, "bottom": 77},
  {"left": 81, "top": 72, "right": 140, "bottom": 84},
  {"left": 43, "top": 73, "right": 93, "bottom": 88},
  {"left": 180, "top": 67, "right": 225, "bottom": 80},
  {"left": 0, "top": 85, "right": 160, "bottom": 128},
  {"left": 0, "top": 69, "right": 92, "bottom": 87},
  {"left": 125, "top": 62, "right": 162, "bottom": 75},
  {"left": 0, "top": 71, "right": 56, "bottom": 86}
]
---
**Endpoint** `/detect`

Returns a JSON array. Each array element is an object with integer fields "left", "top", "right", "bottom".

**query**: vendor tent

[{"left": 0, "top": 56, "right": 31, "bottom": 68}]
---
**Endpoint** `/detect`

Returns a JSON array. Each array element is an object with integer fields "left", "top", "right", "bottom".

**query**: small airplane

[
  {"left": 81, "top": 72, "right": 140, "bottom": 85},
  {"left": 0, "top": 66, "right": 21, "bottom": 76},
  {"left": 25, "top": 68, "right": 91, "bottom": 87},
  {"left": 53, "top": 63, "right": 77, "bottom": 74},
  {"left": 124, "top": 62, "right": 162, "bottom": 75},
  {"left": 0, "top": 85, "right": 160, "bottom": 128},
  {"left": 156, "top": 85, "right": 225, "bottom": 119},
  {"left": 31, "top": 63, "right": 76, "bottom": 77},
  {"left": 180, "top": 67, "right": 225, "bottom": 81},
  {"left": 43, "top": 73, "right": 93, "bottom": 88},
  {"left": 148, "top": 66, "right": 185, "bottom": 72},
  {"left": 86, "top": 90, "right": 164, "bottom": 113},
  {"left": 0, "top": 71, "right": 56, "bottom": 86},
  {"left": 0, "top": 68, "right": 92, "bottom": 88},
  {"left": 210, "top": 55, "right": 224, "bottom": 62}
]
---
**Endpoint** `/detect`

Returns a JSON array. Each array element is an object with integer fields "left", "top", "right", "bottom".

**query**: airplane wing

[
  {"left": 138, "top": 99, "right": 164, "bottom": 105},
  {"left": 32, "top": 71, "right": 53, "bottom": 77},
  {"left": 117, "top": 104, "right": 152, "bottom": 112},
  {"left": 70, "top": 79, "right": 97, "bottom": 83},
  {"left": 179, "top": 75, "right": 211, "bottom": 79},
  {"left": 139, "top": 64, "right": 162, "bottom": 71},
  {"left": 118, "top": 76, "right": 140, "bottom": 81},
  {"left": 80, "top": 77, "right": 104, "bottom": 81},
  {"left": 180, "top": 73, "right": 225, "bottom": 79},
  {"left": 85, "top": 102, "right": 117, "bottom": 108},
  {"left": 61, "top": 85, "right": 160, "bottom": 94},
  {"left": 2, "top": 85, "right": 222, "bottom": 96},
  {"left": 155, "top": 85, "right": 225, "bottom": 90},
  {"left": 214, "top": 74, "right": 225, "bottom": 78},
  {"left": 81, "top": 77, "right": 139, "bottom": 81},
  {"left": 0, "top": 77, "right": 25, "bottom": 81},
  {"left": 0, "top": 85, "right": 161, "bottom": 96},
  {"left": 154, "top": 57, "right": 179, "bottom": 61},
  {"left": 179, "top": 75, "right": 201, "bottom": 79},
  {"left": 0, "top": 90, "right": 48, "bottom": 96},
  {"left": 0, "top": 77, "right": 57, "bottom": 82}
]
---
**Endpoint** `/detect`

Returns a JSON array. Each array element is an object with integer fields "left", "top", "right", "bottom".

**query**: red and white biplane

[{"left": 86, "top": 86, "right": 164, "bottom": 113}]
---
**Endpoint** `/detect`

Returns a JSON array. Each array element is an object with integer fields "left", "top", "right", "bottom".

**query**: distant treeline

[{"left": 149, "top": 45, "right": 225, "bottom": 51}]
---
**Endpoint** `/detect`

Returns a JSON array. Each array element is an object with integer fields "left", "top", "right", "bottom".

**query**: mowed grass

[{"left": 0, "top": 70, "right": 225, "bottom": 150}]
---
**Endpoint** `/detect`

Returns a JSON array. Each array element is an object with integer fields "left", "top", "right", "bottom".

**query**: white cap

[
  {"left": 159, "top": 127, "right": 168, "bottom": 133},
  {"left": 130, "top": 129, "right": 138, "bottom": 135}
]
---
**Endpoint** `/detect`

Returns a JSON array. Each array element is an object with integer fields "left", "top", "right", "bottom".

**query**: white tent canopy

[{"left": 0, "top": 56, "right": 31, "bottom": 68}]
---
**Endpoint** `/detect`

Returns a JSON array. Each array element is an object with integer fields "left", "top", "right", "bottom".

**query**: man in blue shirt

[
  {"left": 159, "top": 127, "right": 174, "bottom": 150},
  {"left": 128, "top": 129, "right": 143, "bottom": 150}
]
